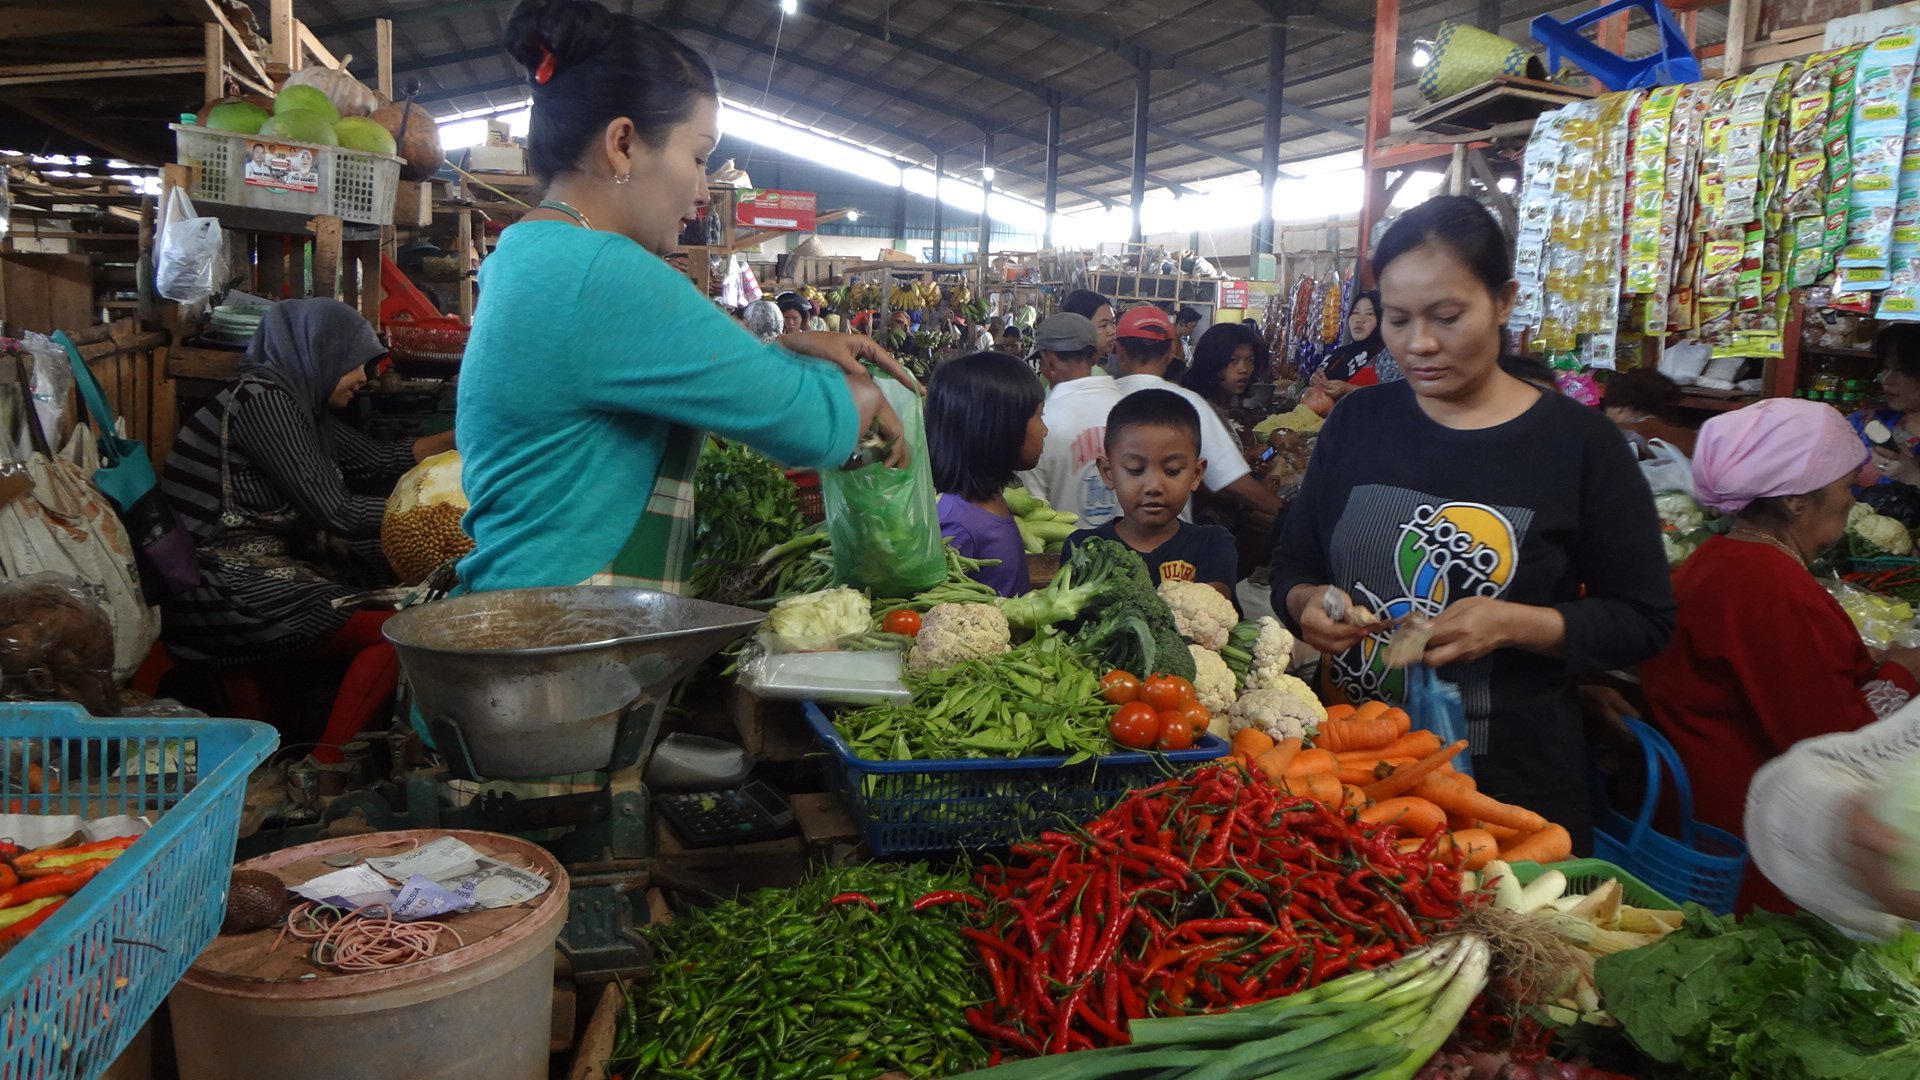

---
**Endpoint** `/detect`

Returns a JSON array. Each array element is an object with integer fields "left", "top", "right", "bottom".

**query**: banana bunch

[
  {"left": 952, "top": 285, "right": 973, "bottom": 306},
  {"left": 799, "top": 285, "right": 828, "bottom": 309},
  {"left": 888, "top": 285, "right": 922, "bottom": 310},
  {"left": 823, "top": 284, "right": 853, "bottom": 310},
  {"left": 848, "top": 283, "right": 882, "bottom": 309}
]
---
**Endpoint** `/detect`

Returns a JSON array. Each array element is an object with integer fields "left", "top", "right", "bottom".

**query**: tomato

[
  {"left": 881, "top": 609, "right": 922, "bottom": 637},
  {"left": 1109, "top": 702, "right": 1162, "bottom": 749},
  {"left": 1099, "top": 670, "right": 1141, "bottom": 705},
  {"left": 1140, "top": 675, "right": 1186, "bottom": 712},
  {"left": 1156, "top": 713, "right": 1195, "bottom": 751},
  {"left": 1168, "top": 677, "right": 1198, "bottom": 707},
  {"left": 1179, "top": 700, "right": 1211, "bottom": 734}
]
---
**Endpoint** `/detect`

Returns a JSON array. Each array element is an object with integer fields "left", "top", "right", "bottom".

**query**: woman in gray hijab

[{"left": 160, "top": 299, "right": 454, "bottom": 763}]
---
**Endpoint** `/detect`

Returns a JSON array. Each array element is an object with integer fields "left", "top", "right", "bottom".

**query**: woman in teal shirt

[{"left": 458, "top": 0, "right": 913, "bottom": 593}]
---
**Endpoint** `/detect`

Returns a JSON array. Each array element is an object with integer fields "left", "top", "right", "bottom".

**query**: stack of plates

[{"left": 203, "top": 304, "right": 271, "bottom": 348}]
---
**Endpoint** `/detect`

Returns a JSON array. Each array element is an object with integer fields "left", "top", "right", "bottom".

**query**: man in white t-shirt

[
  {"left": 1018, "top": 313, "right": 1122, "bottom": 529},
  {"left": 1109, "top": 306, "right": 1280, "bottom": 523}
]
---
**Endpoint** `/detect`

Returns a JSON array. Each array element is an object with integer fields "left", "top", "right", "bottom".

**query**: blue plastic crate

[
  {"left": 803, "top": 702, "right": 1227, "bottom": 857},
  {"left": 0, "top": 704, "right": 276, "bottom": 1078}
]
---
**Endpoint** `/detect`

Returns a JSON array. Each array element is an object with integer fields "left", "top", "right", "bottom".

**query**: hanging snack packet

[
  {"left": 1827, "top": 46, "right": 1867, "bottom": 274},
  {"left": 1841, "top": 33, "right": 1920, "bottom": 278}
]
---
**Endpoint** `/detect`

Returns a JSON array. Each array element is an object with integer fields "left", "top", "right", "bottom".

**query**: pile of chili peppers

[
  {"left": 964, "top": 762, "right": 1467, "bottom": 1056},
  {"left": 1845, "top": 562, "right": 1920, "bottom": 605}
]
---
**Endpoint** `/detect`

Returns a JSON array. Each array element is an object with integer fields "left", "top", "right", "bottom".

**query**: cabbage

[
  {"left": 766, "top": 586, "right": 871, "bottom": 650},
  {"left": 1654, "top": 491, "right": 1706, "bottom": 533}
]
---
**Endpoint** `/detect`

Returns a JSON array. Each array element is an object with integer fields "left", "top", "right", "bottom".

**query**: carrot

[
  {"left": 1412, "top": 773, "right": 1547, "bottom": 834},
  {"left": 1353, "top": 700, "right": 1392, "bottom": 723},
  {"left": 1479, "top": 821, "right": 1521, "bottom": 842},
  {"left": 1358, "top": 796, "right": 1447, "bottom": 837},
  {"left": 1368, "top": 730, "right": 1441, "bottom": 761},
  {"left": 1361, "top": 740, "right": 1468, "bottom": 800},
  {"left": 1254, "top": 738, "right": 1303, "bottom": 782},
  {"left": 1284, "top": 747, "right": 1339, "bottom": 780},
  {"left": 1398, "top": 833, "right": 1452, "bottom": 858},
  {"left": 1445, "top": 809, "right": 1479, "bottom": 832},
  {"left": 1450, "top": 828, "right": 1499, "bottom": 871},
  {"left": 1381, "top": 707, "right": 1412, "bottom": 740},
  {"left": 1341, "top": 785, "right": 1369, "bottom": 811},
  {"left": 1284, "top": 770, "right": 1342, "bottom": 806},
  {"left": 1315, "top": 714, "right": 1402, "bottom": 753},
  {"left": 1501, "top": 824, "right": 1573, "bottom": 864},
  {"left": 1322, "top": 704, "right": 1357, "bottom": 723},
  {"left": 1231, "top": 728, "right": 1275, "bottom": 760}
]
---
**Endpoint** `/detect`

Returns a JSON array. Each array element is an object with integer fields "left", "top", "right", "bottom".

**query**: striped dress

[{"left": 160, "top": 379, "right": 414, "bottom": 664}]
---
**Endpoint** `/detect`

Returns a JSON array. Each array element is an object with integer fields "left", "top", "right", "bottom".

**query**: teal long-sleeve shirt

[{"left": 455, "top": 222, "right": 858, "bottom": 591}]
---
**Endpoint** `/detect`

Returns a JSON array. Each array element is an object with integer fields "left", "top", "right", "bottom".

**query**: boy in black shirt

[{"left": 1063, "top": 390, "right": 1239, "bottom": 599}]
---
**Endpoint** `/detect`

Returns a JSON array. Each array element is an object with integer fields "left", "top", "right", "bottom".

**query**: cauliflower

[
  {"left": 1187, "top": 645, "right": 1236, "bottom": 720},
  {"left": 1852, "top": 510, "right": 1914, "bottom": 556},
  {"left": 1157, "top": 580, "right": 1238, "bottom": 650},
  {"left": 1227, "top": 686, "right": 1324, "bottom": 742},
  {"left": 905, "top": 603, "right": 1011, "bottom": 672},
  {"left": 1655, "top": 491, "right": 1706, "bottom": 533},
  {"left": 767, "top": 586, "right": 870, "bottom": 649},
  {"left": 1223, "top": 617, "right": 1296, "bottom": 690}
]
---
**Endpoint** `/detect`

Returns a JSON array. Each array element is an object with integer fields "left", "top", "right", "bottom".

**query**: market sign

[
  {"left": 736, "top": 189, "right": 818, "bottom": 231},
  {"left": 1220, "top": 280, "right": 1249, "bottom": 309}
]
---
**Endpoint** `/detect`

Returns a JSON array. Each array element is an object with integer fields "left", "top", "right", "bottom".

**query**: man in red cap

[{"left": 1110, "top": 306, "right": 1280, "bottom": 524}]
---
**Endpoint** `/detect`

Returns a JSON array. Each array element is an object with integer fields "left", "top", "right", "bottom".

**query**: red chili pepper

[
  {"left": 967, "top": 1007, "right": 1042, "bottom": 1056},
  {"left": 0, "top": 897, "right": 62, "bottom": 945},
  {"left": 14, "top": 834, "right": 135, "bottom": 870},
  {"left": 827, "top": 891, "right": 878, "bottom": 911},
  {"left": 910, "top": 890, "right": 986, "bottom": 912},
  {"left": 0, "top": 863, "right": 104, "bottom": 909}
]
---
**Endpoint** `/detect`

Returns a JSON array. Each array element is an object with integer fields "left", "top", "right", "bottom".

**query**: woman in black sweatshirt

[{"left": 1269, "top": 197, "right": 1675, "bottom": 850}]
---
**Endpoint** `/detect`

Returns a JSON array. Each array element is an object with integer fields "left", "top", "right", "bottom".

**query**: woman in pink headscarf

[{"left": 1642, "top": 398, "right": 1920, "bottom": 913}]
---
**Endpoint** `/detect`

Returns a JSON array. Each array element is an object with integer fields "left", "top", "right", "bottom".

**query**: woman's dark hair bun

[
  {"left": 505, "top": 0, "right": 616, "bottom": 82},
  {"left": 501, "top": 0, "right": 718, "bottom": 180}
]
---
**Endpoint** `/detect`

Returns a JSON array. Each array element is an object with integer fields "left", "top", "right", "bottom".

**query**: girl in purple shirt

[{"left": 927, "top": 352, "right": 1049, "bottom": 597}]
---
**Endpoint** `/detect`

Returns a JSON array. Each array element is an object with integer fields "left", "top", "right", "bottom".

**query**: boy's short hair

[
  {"left": 1117, "top": 336, "right": 1174, "bottom": 364},
  {"left": 1105, "top": 389, "right": 1201, "bottom": 457}
]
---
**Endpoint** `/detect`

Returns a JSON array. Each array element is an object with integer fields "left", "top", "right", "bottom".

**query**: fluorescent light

[
  {"left": 1411, "top": 45, "right": 1433, "bottom": 68},
  {"left": 781, "top": 0, "right": 797, "bottom": 12},
  {"left": 980, "top": 166, "right": 996, "bottom": 183},
  {"left": 848, "top": 210, "right": 860, "bottom": 222}
]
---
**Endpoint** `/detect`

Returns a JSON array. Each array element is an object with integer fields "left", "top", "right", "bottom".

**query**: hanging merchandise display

[{"left": 1505, "top": 31, "right": 1920, "bottom": 361}]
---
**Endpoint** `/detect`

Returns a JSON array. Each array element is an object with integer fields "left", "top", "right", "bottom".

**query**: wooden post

[
  {"left": 1724, "top": 0, "right": 1750, "bottom": 75},
  {"left": 1356, "top": 0, "right": 1401, "bottom": 275},
  {"left": 308, "top": 215, "right": 343, "bottom": 299},
  {"left": 457, "top": 209, "right": 474, "bottom": 324},
  {"left": 1448, "top": 145, "right": 1468, "bottom": 195},
  {"left": 203, "top": 21, "right": 224, "bottom": 105},
  {"left": 269, "top": 0, "right": 295, "bottom": 76},
  {"left": 375, "top": 18, "right": 394, "bottom": 100}
]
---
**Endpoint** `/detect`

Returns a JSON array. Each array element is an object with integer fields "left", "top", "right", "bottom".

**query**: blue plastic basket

[
  {"left": 1593, "top": 717, "right": 1746, "bottom": 914},
  {"left": 0, "top": 704, "right": 277, "bottom": 1078},
  {"left": 803, "top": 702, "right": 1227, "bottom": 857}
]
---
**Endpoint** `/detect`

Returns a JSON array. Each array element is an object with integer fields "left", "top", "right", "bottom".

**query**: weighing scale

[{"left": 257, "top": 586, "right": 766, "bottom": 978}]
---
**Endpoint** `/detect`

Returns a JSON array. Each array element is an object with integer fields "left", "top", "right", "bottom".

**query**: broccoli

[{"left": 1002, "top": 538, "right": 1195, "bottom": 680}]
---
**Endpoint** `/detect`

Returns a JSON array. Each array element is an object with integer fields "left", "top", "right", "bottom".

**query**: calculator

[{"left": 656, "top": 781, "right": 797, "bottom": 848}]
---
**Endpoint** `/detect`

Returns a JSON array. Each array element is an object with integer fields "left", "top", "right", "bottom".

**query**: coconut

[{"left": 370, "top": 100, "right": 444, "bottom": 181}]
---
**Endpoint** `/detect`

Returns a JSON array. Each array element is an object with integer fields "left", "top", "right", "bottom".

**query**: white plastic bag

[
  {"left": 1640, "top": 437, "right": 1694, "bottom": 497},
  {"left": 155, "top": 187, "right": 221, "bottom": 304}
]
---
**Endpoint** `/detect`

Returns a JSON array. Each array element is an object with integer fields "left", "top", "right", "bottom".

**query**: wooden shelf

[
  {"left": 1676, "top": 389, "right": 1762, "bottom": 412},
  {"left": 1800, "top": 345, "right": 1876, "bottom": 361}
]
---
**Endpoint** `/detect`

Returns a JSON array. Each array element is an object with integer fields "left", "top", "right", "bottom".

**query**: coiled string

[{"left": 276, "top": 901, "right": 465, "bottom": 972}]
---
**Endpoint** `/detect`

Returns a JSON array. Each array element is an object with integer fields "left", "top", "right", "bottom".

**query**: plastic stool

[{"left": 1531, "top": 0, "right": 1702, "bottom": 91}]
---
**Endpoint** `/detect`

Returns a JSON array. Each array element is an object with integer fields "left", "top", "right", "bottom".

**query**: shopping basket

[
  {"left": 0, "top": 704, "right": 277, "bottom": 1077},
  {"left": 1593, "top": 717, "right": 1746, "bottom": 913},
  {"left": 1507, "top": 857, "right": 1680, "bottom": 911},
  {"left": 804, "top": 702, "right": 1227, "bottom": 857}
]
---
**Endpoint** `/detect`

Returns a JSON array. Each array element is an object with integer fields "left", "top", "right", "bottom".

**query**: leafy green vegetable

[
  {"left": 1000, "top": 538, "right": 1195, "bottom": 681},
  {"left": 1595, "top": 904, "right": 1920, "bottom": 1078},
  {"left": 690, "top": 438, "right": 806, "bottom": 603},
  {"left": 832, "top": 631, "right": 1114, "bottom": 762}
]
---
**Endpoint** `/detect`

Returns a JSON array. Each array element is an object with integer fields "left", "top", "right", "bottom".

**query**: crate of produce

[
  {"left": 1507, "top": 857, "right": 1680, "bottom": 911},
  {"left": 0, "top": 704, "right": 277, "bottom": 1078},
  {"left": 803, "top": 701, "right": 1227, "bottom": 857},
  {"left": 171, "top": 124, "right": 402, "bottom": 226}
]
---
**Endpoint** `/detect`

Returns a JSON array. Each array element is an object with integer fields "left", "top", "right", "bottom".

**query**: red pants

[{"left": 294, "top": 610, "right": 398, "bottom": 764}]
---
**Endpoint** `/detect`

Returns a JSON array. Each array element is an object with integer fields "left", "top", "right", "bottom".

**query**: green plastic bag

[{"left": 820, "top": 373, "right": 944, "bottom": 597}]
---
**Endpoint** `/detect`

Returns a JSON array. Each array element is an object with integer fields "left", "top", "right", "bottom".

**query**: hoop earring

[{"left": 613, "top": 172, "right": 632, "bottom": 185}]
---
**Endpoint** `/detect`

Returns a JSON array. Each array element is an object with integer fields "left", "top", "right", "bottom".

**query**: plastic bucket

[{"left": 168, "top": 830, "right": 568, "bottom": 1080}]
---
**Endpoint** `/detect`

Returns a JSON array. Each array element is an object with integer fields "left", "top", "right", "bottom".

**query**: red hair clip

[{"left": 533, "top": 44, "right": 557, "bottom": 85}]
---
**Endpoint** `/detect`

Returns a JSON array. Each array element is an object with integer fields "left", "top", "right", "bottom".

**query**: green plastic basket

[{"left": 1505, "top": 857, "right": 1680, "bottom": 911}]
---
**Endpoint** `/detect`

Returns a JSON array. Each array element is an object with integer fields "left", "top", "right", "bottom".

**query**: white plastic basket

[{"left": 171, "top": 123, "right": 402, "bottom": 226}]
